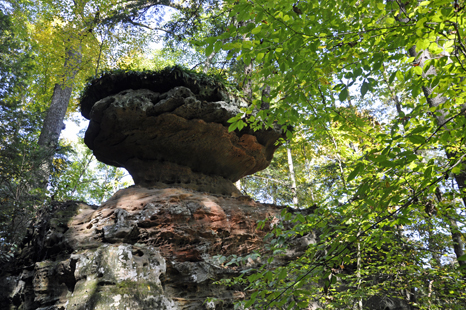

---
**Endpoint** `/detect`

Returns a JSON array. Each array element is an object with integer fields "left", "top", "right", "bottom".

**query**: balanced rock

[{"left": 81, "top": 67, "right": 283, "bottom": 195}]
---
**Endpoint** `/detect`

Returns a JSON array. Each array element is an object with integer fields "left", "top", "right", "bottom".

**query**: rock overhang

[{"left": 80, "top": 66, "right": 283, "bottom": 195}]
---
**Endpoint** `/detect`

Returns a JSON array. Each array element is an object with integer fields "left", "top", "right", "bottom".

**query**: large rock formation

[
  {"left": 0, "top": 187, "right": 285, "bottom": 309},
  {"left": 0, "top": 68, "right": 289, "bottom": 309},
  {"left": 0, "top": 67, "right": 409, "bottom": 310},
  {"left": 81, "top": 67, "right": 283, "bottom": 195}
]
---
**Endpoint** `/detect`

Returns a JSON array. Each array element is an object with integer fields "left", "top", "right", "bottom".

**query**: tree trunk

[
  {"left": 301, "top": 143, "right": 315, "bottom": 201},
  {"left": 407, "top": 43, "right": 466, "bottom": 272},
  {"left": 449, "top": 215, "right": 466, "bottom": 267},
  {"left": 356, "top": 237, "right": 363, "bottom": 310},
  {"left": 37, "top": 47, "right": 81, "bottom": 189},
  {"left": 286, "top": 145, "right": 299, "bottom": 205}
]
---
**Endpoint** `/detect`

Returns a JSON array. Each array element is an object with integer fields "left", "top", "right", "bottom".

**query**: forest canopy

[{"left": 1, "top": 0, "right": 466, "bottom": 309}]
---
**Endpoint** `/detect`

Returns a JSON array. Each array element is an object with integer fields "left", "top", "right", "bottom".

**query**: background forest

[{"left": 1, "top": 0, "right": 466, "bottom": 309}]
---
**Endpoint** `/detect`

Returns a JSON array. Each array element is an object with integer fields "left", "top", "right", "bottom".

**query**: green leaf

[
  {"left": 296, "top": 213, "right": 306, "bottom": 223},
  {"left": 452, "top": 166, "right": 462, "bottom": 174},
  {"left": 278, "top": 268, "right": 287, "bottom": 280},
  {"left": 244, "top": 298, "right": 255, "bottom": 308},
  {"left": 339, "top": 88, "right": 349, "bottom": 101},
  {"left": 396, "top": 70, "right": 404, "bottom": 82},
  {"left": 458, "top": 254, "right": 466, "bottom": 261},
  {"left": 408, "top": 135, "right": 425, "bottom": 144},
  {"left": 347, "top": 163, "right": 364, "bottom": 182},
  {"left": 361, "top": 81, "right": 370, "bottom": 97},
  {"left": 214, "top": 41, "right": 222, "bottom": 53},
  {"left": 251, "top": 26, "right": 262, "bottom": 34},
  {"left": 227, "top": 116, "right": 238, "bottom": 123},
  {"left": 228, "top": 122, "right": 238, "bottom": 132},
  {"left": 380, "top": 160, "right": 397, "bottom": 167},
  {"left": 423, "top": 166, "right": 433, "bottom": 178},
  {"left": 386, "top": 17, "right": 395, "bottom": 24},
  {"left": 256, "top": 52, "right": 265, "bottom": 61},
  {"left": 389, "top": 72, "right": 396, "bottom": 84},
  {"left": 237, "top": 120, "right": 245, "bottom": 130},
  {"left": 205, "top": 44, "right": 213, "bottom": 57}
]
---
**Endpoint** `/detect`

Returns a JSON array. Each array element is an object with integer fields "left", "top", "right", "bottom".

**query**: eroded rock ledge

[
  {"left": 0, "top": 187, "right": 284, "bottom": 310},
  {"left": 81, "top": 67, "right": 283, "bottom": 195}
]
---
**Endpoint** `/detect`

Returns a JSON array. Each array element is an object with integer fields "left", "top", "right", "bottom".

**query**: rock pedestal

[
  {"left": 0, "top": 67, "right": 401, "bottom": 310},
  {"left": 81, "top": 67, "right": 283, "bottom": 195}
]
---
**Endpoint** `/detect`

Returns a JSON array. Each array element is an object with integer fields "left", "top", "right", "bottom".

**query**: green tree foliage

[
  {"left": 0, "top": 8, "right": 31, "bottom": 99},
  {"left": 0, "top": 6, "right": 42, "bottom": 260},
  {"left": 50, "top": 138, "right": 132, "bottom": 205},
  {"left": 0, "top": 105, "right": 46, "bottom": 255},
  {"left": 203, "top": 0, "right": 466, "bottom": 308}
]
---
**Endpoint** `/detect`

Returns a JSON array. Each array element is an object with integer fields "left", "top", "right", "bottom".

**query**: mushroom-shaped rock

[{"left": 81, "top": 67, "right": 283, "bottom": 195}]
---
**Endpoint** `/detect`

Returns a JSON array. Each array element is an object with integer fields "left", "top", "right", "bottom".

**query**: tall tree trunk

[
  {"left": 435, "top": 188, "right": 466, "bottom": 271},
  {"left": 286, "top": 145, "right": 299, "bottom": 205},
  {"left": 37, "top": 47, "right": 82, "bottom": 189},
  {"left": 448, "top": 215, "right": 465, "bottom": 266},
  {"left": 356, "top": 236, "right": 363, "bottom": 310},
  {"left": 406, "top": 36, "right": 466, "bottom": 272},
  {"left": 301, "top": 143, "right": 315, "bottom": 202}
]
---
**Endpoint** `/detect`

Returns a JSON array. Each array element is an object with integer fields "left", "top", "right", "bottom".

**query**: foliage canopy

[{"left": 200, "top": 0, "right": 466, "bottom": 308}]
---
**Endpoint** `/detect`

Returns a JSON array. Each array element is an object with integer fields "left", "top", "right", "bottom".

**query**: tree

[
  {"left": 204, "top": 0, "right": 466, "bottom": 308},
  {"left": 0, "top": 5, "right": 42, "bottom": 258}
]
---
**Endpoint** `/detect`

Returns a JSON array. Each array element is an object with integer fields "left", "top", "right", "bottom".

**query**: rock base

[{"left": 0, "top": 186, "right": 283, "bottom": 310}]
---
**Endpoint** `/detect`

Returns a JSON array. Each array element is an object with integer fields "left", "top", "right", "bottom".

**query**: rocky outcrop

[
  {"left": 0, "top": 67, "right": 290, "bottom": 310},
  {"left": 81, "top": 67, "right": 283, "bottom": 195},
  {"left": 0, "top": 187, "right": 283, "bottom": 310}
]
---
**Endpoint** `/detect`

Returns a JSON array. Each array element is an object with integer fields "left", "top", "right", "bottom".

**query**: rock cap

[{"left": 80, "top": 67, "right": 283, "bottom": 195}]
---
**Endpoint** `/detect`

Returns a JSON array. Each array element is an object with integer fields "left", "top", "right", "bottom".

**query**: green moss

[
  {"left": 35, "top": 260, "right": 59, "bottom": 269},
  {"left": 88, "top": 280, "right": 164, "bottom": 309},
  {"left": 111, "top": 280, "right": 162, "bottom": 296},
  {"left": 80, "top": 65, "right": 242, "bottom": 119},
  {"left": 66, "top": 278, "right": 99, "bottom": 310}
]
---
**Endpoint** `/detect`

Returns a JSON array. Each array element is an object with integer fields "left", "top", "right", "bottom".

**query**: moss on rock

[{"left": 80, "top": 65, "right": 240, "bottom": 119}]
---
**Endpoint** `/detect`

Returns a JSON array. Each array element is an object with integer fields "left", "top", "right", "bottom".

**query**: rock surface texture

[
  {"left": 81, "top": 68, "right": 283, "bottom": 195},
  {"left": 0, "top": 187, "right": 283, "bottom": 309}
]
